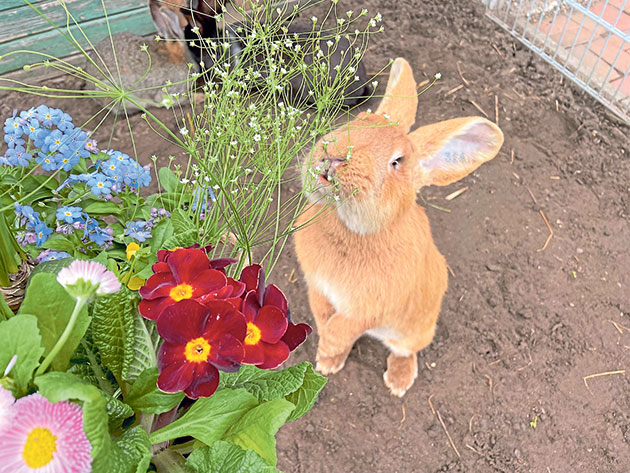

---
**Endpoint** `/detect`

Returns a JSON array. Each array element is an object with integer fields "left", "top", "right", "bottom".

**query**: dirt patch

[{"left": 2, "top": 0, "right": 629, "bottom": 472}]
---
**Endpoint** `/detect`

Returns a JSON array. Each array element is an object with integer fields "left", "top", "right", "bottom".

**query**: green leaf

[
  {"left": 149, "top": 389, "right": 258, "bottom": 445},
  {"left": 123, "top": 315, "right": 158, "bottom": 382},
  {"left": 162, "top": 229, "right": 197, "bottom": 249},
  {"left": 83, "top": 201, "right": 123, "bottom": 215},
  {"left": 104, "top": 393, "right": 135, "bottom": 432},
  {"left": 149, "top": 219, "right": 175, "bottom": 253},
  {"left": 0, "top": 314, "right": 45, "bottom": 396},
  {"left": 133, "top": 255, "right": 158, "bottom": 280},
  {"left": 158, "top": 167, "right": 179, "bottom": 193},
  {"left": 125, "top": 367, "right": 184, "bottom": 414},
  {"left": 36, "top": 371, "right": 110, "bottom": 462},
  {"left": 170, "top": 209, "right": 193, "bottom": 234},
  {"left": 92, "top": 287, "right": 135, "bottom": 383},
  {"left": 28, "top": 257, "right": 74, "bottom": 280},
  {"left": 186, "top": 441, "right": 277, "bottom": 473},
  {"left": 219, "top": 363, "right": 308, "bottom": 403},
  {"left": 18, "top": 273, "right": 90, "bottom": 371},
  {"left": 92, "top": 426, "right": 152, "bottom": 473},
  {"left": 285, "top": 364, "right": 327, "bottom": 422},
  {"left": 222, "top": 399, "right": 295, "bottom": 466},
  {"left": 41, "top": 233, "right": 77, "bottom": 253}
]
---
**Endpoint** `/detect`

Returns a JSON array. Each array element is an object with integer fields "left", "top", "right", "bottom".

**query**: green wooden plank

[
  {"left": 0, "top": 0, "right": 46, "bottom": 13},
  {"left": 0, "top": 0, "right": 150, "bottom": 43},
  {"left": 0, "top": 8, "right": 156, "bottom": 75}
]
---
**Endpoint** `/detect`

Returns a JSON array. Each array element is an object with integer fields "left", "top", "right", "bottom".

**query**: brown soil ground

[{"left": 2, "top": 1, "right": 630, "bottom": 472}]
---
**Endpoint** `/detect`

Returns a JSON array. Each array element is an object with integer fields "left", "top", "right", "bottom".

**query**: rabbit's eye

[{"left": 391, "top": 156, "right": 404, "bottom": 170}]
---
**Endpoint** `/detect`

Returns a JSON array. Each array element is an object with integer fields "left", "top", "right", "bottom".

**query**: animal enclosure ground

[{"left": 2, "top": 1, "right": 629, "bottom": 472}]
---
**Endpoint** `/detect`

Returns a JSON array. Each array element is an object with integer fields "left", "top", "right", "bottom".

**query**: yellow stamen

[
  {"left": 22, "top": 427, "right": 57, "bottom": 468},
  {"left": 169, "top": 283, "right": 193, "bottom": 302},
  {"left": 245, "top": 322, "right": 262, "bottom": 345},
  {"left": 184, "top": 337, "right": 211, "bottom": 362}
]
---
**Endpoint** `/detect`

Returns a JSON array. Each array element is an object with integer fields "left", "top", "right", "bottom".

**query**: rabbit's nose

[{"left": 321, "top": 156, "right": 346, "bottom": 169}]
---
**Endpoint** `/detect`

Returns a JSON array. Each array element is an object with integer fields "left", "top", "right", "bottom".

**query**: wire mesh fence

[{"left": 483, "top": 0, "right": 630, "bottom": 123}]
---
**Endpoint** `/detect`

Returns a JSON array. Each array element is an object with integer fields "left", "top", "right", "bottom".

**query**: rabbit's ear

[
  {"left": 375, "top": 58, "right": 418, "bottom": 134},
  {"left": 410, "top": 117, "right": 503, "bottom": 189},
  {"left": 150, "top": 1, "right": 186, "bottom": 40}
]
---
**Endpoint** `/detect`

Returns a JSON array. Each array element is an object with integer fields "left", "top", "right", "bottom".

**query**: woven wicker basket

[{"left": 0, "top": 258, "right": 35, "bottom": 311}]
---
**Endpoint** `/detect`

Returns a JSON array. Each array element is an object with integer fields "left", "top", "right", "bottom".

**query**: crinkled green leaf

[
  {"left": 92, "top": 426, "right": 152, "bottom": 473},
  {"left": 104, "top": 393, "right": 134, "bottom": 432},
  {"left": 125, "top": 367, "right": 184, "bottom": 414},
  {"left": 186, "top": 441, "right": 277, "bottom": 473},
  {"left": 219, "top": 362, "right": 308, "bottom": 403},
  {"left": 162, "top": 229, "right": 197, "bottom": 250},
  {"left": 285, "top": 363, "right": 327, "bottom": 422},
  {"left": 222, "top": 398, "right": 295, "bottom": 466},
  {"left": 35, "top": 371, "right": 110, "bottom": 462},
  {"left": 149, "top": 389, "right": 258, "bottom": 445},
  {"left": 92, "top": 287, "right": 135, "bottom": 383},
  {"left": 170, "top": 209, "right": 192, "bottom": 234},
  {"left": 18, "top": 273, "right": 90, "bottom": 371},
  {"left": 0, "top": 314, "right": 45, "bottom": 396},
  {"left": 123, "top": 315, "right": 158, "bottom": 382}
]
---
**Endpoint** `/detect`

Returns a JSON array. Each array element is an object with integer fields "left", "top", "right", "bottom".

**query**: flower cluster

[
  {"left": 2, "top": 107, "right": 154, "bottom": 253},
  {"left": 0, "top": 105, "right": 94, "bottom": 169},
  {"left": 138, "top": 247, "right": 311, "bottom": 399},
  {"left": 0, "top": 387, "right": 92, "bottom": 473},
  {"left": 123, "top": 208, "right": 170, "bottom": 243},
  {"left": 13, "top": 204, "right": 52, "bottom": 248}
]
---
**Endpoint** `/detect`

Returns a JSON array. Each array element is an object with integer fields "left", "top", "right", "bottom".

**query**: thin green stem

[{"left": 35, "top": 296, "right": 87, "bottom": 376}]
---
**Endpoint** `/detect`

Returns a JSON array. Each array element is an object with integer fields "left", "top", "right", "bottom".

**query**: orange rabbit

[{"left": 294, "top": 57, "right": 504, "bottom": 396}]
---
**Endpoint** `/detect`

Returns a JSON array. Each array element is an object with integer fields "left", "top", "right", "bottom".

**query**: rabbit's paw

[
  {"left": 383, "top": 353, "right": 418, "bottom": 397},
  {"left": 316, "top": 350, "right": 349, "bottom": 375}
]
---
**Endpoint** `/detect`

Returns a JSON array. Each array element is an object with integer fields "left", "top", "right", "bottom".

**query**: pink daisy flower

[
  {"left": 57, "top": 260, "right": 120, "bottom": 298},
  {"left": 0, "top": 393, "right": 92, "bottom": 473},
  {"left": 0, "top": 386, "right": 16, "bottom": 437}
]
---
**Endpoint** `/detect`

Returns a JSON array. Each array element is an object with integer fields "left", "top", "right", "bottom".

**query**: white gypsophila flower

[
  {"left": 57, "top": 260, "right": 120, "bottom": 298},
  {"left": 434, "top": 72, "right": 442, "bottom": 80},
  {"left": 180, "top": 127, "right": 189, "bottom": 136}
]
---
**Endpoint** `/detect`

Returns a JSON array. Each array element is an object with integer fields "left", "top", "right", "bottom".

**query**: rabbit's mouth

[{"left": 317, "top": 157, "right": 345, "bottom": 186}]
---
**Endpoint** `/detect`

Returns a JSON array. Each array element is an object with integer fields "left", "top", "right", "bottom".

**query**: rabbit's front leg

[
  {"left": 307, "top": 286, "right": 335, "bottom": 330},
  {"left": 316, "top": 313, "right": 366, "bottom": 375}
]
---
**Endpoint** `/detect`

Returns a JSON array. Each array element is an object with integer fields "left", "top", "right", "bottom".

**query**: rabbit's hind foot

[{"left": 383, "top": 352, "right": 418, "bottom": 397}]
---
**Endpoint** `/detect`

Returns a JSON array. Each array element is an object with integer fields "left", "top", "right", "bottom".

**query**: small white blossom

[
  {"left": 254, "top": 134, "right": 261, "bottom": 142},
  {"left": 434, "top": 72, "right": 442, "bottom": 80},
  {"left": 180, "top": 127, "right": 189, "bottom": 136},
  {"left": 191, "top": 25, "right": 200, "bottom": 34},
  {"left": 57, "top": 260, "right": 120, "bottom": 298}
]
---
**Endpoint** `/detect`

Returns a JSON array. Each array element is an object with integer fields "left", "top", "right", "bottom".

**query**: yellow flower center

[
  {"left": 184, "top": 337, "right": 211, "bottom": 362},
  {"left": 169, "top": 283, "right": 193, "bottom": 302},
  {"left": 245, "top": 322, "right": 262, "bottom": 345},
  {"left": 22, "top": 427, "right": 57, "bottom": 468}
]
